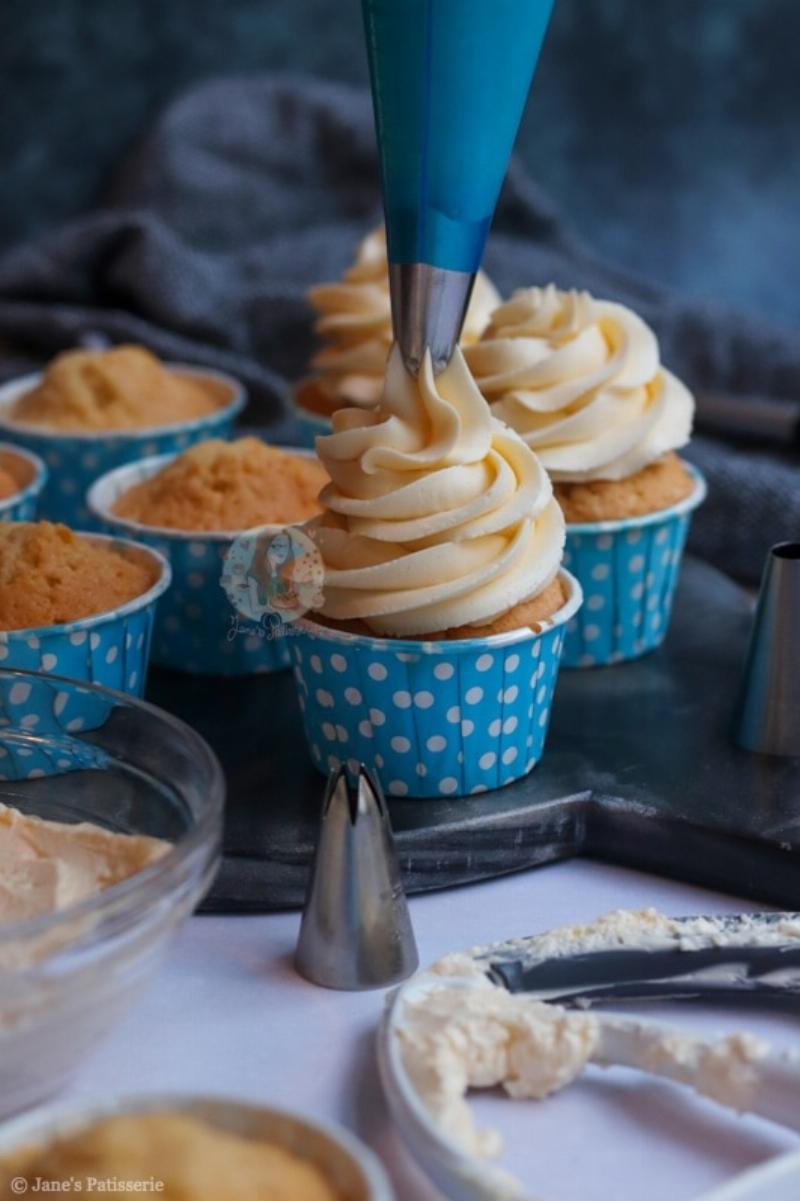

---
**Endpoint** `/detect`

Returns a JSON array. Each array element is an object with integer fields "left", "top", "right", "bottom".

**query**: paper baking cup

[
  {"left": 88, "top": 450, "right": 319, "bottom": 675},
  {"left": 291, "top": 570, "right": 581, "bottom": 800},
  {"left": 561, "top": 464, "right": 706, "bottom": 668},
  {"left": 0, "top": 534, "right": 170, "bottom": 735},
  {"left": 0, "top": 674, "right": 112, "bottom": 776},
  {"left": 0, "top": 443, "right": 48, "bottom": 522},
  {"left": 0, "top": 365, "right": 246, "bottom": 528}
]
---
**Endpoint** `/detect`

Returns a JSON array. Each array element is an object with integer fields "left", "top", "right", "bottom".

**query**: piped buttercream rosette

[
  {"left": 465, "top": 284, "right": 694, "bottom": 482},
  {"left": 311, "top": 345, "right": 564, "bottom": 637}
]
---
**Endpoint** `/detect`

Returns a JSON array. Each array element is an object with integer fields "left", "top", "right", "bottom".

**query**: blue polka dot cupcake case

[
  {"left": 0, "top": 365, "right": 245, "bottom": 529},
  {"left": 291, "top": 568, "right": 582, "bottom": 800},
  {"left": 88, "top": 451, "right": 318, "bottom": 676},
  {"left": 0, "top": 443, "right": 48, "bottom": 522},
  {"left": 561, "top": 464, "right": 707, "bottom": 668},
  {"left": 0, "top": 534, "right": 170, "bottom": 734}
]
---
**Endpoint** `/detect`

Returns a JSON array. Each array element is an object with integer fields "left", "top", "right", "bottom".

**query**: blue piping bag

[{"left": 362, "top": 0, "right": 554, "bottom": 371}]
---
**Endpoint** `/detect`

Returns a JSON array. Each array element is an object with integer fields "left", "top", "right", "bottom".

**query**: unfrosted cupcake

[
  {"left": 466, "top": 285, "right": 705, "bottom": 666},
  {"left": 0, "top": 345, "right": 244, "bottom": 527},
  {"left": 0, "top": 521, "right": 169, "bottom": 708},
  {"left": 292, "top": 227, "right": 501, "bottom": 441},
  {"left": 290, "top": 345, "right": 581, "bottom": 799},
  {"left": 89, "top": 438, "right": 328, "bottom": 675}
]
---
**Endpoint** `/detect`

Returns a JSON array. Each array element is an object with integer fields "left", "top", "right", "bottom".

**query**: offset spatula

[{"left": 478, "top": 912, "right": 800, "bottom": 1008}]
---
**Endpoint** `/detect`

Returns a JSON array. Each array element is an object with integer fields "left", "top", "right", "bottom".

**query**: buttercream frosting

[
  {"left": 0, "top": 802, "right": 168, "bottom": 924},
  {"left": 311, "top": 345, "right": 564, "bottom": 636},
  {"left": 301, "top": 228, "right": 501, "bottom": 411},
  {"left": 397, "top": 979, "right": 597, "bottom": 1160},
  {"left": 465, "top": 284, "right": 694, "bottom": 482}
]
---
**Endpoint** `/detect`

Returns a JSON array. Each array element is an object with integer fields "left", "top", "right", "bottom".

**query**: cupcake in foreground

[
  {"left": 291, "top": 345, "right": 581, "bottom": 799},
  {"left": 0, "top": 1112, "right": 338, "bottom": 1201},
  {"left": 466, "top": 285, "right": 705, "bottom": 666},
  {"left": 89, "top": 438, "right": 328, "bottom": 675},
  {"left": 0, "top": 521, "right": 169, "bottom": 705},
  {"left": 0, "top": 344, "right": 245, "bottom": 526},
  {"left": 292, "top": 227, "right": 501, "bottom": 439}
]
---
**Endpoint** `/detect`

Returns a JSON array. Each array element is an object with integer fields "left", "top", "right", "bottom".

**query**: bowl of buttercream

[{"left": 0, "top": 668, "right": 223, "bottom": 1118}]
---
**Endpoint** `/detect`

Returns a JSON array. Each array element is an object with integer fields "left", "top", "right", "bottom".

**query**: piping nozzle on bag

[
  {"left": 736, "top": 542, "right": 800, "bottom": 756},
  {"left": 295, "top": 765, "right": 419, "bottom": 991},
  {"left": 362, "top": 0, "right": 555, "bottom": 373}
]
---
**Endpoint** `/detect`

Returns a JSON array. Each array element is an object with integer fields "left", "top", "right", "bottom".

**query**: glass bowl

[
  {"left": 0, "top": 1095, "right": 395, "bottom": 1200},
  {"left": 0, "top": 668, "right": 224, "bottom": 1118}
]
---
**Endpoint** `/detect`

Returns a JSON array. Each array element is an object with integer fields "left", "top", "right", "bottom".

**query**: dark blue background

[{"left": 2, "top": 0, "right": 797, "bottom": 322}]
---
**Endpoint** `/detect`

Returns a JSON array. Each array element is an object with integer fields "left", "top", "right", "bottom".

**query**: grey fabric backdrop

[
  {"left": 2, "top": 0, "right": 799, "bottom": 323},
  {"left": 0, "top": 74, "right": 797, "bottom": 585}
]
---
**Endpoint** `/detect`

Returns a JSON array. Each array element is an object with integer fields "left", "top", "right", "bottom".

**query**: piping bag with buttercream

[{"left": 362, "top": 0, "right": 554, "bottom": 373}]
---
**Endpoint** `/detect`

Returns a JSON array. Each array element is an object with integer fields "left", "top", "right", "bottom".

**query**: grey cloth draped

[{"left": 0, "top": 74, "right": 797, "bottom": 583}]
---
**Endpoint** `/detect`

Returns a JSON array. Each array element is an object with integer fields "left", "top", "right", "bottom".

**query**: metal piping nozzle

[
  {"left": 389, "top": 262, "right": 475, "bottom": 375},
  {"left": 736, "top": 542, "right": 800, "bottom": 756},
  {"left": 295, "top": 765, "right": 419, "bottom": 991}
]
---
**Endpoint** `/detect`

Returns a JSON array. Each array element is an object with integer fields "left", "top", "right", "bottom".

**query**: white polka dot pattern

[
  {"left": 87, "top": 451, "right": 296, "bottom": 676},
  {"left": 290, "top": 602, "right": 572, "bottom": 798},
  {"left": 562, "top": 467, "right": 705, "bottom": 668},
  {"left": 3, "top": 367, "right": 244, "bottom": 528},
  {"left": 0, "top": 536, "right": 169, "bottom": 735}
]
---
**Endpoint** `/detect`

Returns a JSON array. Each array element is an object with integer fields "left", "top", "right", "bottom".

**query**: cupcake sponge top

[
  {"left": 0, "top": 522, "right": 157, "bottom": 630},
  {"left": 112, "top": 438, "right": 328, "bottom": 532},
  {"left": 11, "top": 345, "right": 223, "bottom": 432}
]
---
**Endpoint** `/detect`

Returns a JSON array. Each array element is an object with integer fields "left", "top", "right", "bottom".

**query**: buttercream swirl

[
  {"left": 300, "top": 229, "right": 501, "bottom": 412},
  {"left": 311, "top": 345, "right": 564, "bottom": 636},
  {"left": 465, "top": 284, "right": 694, "bottom": 482}
]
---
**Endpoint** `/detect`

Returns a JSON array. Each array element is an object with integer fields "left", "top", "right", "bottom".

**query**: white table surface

[{"left": 70, "top": 861, "right": 799, "bottom": 1201}]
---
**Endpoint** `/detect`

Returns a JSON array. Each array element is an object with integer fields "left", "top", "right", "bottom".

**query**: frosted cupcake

[
  {"left": 465, "top": 285, "right": 705, "bottom": 666},
  {"left": 292, "top": 228, "right": 500, "bottom": 441},
  {"left": 290, "top": 345, "right": 581, "bottom": 799}
]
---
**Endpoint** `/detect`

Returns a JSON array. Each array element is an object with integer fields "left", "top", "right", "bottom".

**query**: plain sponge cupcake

[
  {"left": 10, "top": 345, "right": 223, "bottom": 432},
  {"left": 111, "top": 438, "right": 328, "bottom": 532},
  {"left": 0, "top": 521, "right": 157, "bottom": 629}
]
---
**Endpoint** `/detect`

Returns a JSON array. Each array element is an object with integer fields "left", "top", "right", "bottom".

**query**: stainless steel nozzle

[
  {"left": 295, "top": 765, "right": 419, "bottom": 990},
  {"left": 736, "top": 542, "right": 800, "bottom": 756},
  {"left": 389, "top": 262, "right": 475, "bottom": 375}
]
